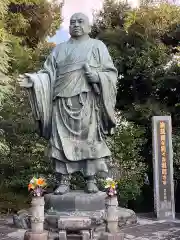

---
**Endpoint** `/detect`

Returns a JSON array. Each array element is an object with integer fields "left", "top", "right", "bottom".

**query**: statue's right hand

[{"left": 17, "top": 74, "right": 33, "bottom": 88}]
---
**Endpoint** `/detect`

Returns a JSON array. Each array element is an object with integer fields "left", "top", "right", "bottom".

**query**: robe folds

[{"left": 26, "top": 37, "right": 118, "bottom": 175}]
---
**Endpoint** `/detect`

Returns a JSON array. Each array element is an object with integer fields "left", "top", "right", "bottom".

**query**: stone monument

[
  {"left": 152, "top": 116, "right": 175, "bottom": 220},
  {"left": 17, "top": 12, "right": 136, "bottom": 238}
]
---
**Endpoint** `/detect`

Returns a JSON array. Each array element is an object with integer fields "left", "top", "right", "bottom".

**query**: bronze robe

[{"left": 26, "top": 37, "right": 117, "bottom": 176}]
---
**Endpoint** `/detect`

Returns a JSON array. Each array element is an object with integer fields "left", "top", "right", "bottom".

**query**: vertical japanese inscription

[
  {"left": 159, "top": 121, "right": 167, "bottom": 186},
  {"left": 152, "top": 116, "right": 175, "bottom": 220}
]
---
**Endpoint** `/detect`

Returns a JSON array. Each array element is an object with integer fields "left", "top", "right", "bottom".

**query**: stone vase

[
  {"left": 105, "top": 195, "right": 119, "bottom": 233},
  {"left": 30, "top": 196, "right": 44, "bottom": 233}
]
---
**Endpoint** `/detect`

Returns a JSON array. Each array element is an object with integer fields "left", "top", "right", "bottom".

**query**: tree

[
  {"left": 0, "top": 0, "right": 12, "bottom": 167},
  {"left": 107, "top": 115, "right": 147, "bottom": 207},
  {"left": 0, "top": 0, "right": 62, "bottom": 212},
  {"left": 92, "top": 0, "right": 180, "bottom": 209},
  {"left": 92, "top": 1, "right": 180, "bottom": 123},
  {"left": 3, "top": 0, "right": 62, "bottom": 74},
  {"left": 5, "top": 0, "right": 62, "bottom": 48}
]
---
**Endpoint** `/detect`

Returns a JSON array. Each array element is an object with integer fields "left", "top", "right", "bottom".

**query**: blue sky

[{"left": 48, "top": 27, "right": 69, "bottom": 44}]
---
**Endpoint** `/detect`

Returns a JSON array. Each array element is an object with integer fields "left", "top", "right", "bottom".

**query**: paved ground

[
  {"left": 123, "top": 219, "right": 180, "bottom": 239},
  {"left": 0, "top": 217, "right": 25, "bottom": 240},
  {"left": 2, "top": 215, "right": 180, "bottom": 239}
]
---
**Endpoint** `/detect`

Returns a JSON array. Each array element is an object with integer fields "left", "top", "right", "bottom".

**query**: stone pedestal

[
  {"left": 43, "top": 191, "right": 137, "bottom": 232},
  {"left": 23, "top": 197, "right": 47, "bottom": 240},
  {"left": 44, "top": 191, "right": 106, "bottom": 231},
  {"left": 45, "top": 190, "right": 106, "bottom": 212},
  {"left": 105, "top": 196, "right": 118, "bottom": 233},
  {"left": 13, "top": 192, "right": 137, "bottom": 232},
  {"left": 24, "top": 230, "right": 48, "bottom": 240},
  {"left": 58, "top": 216, "right": 92, "bottom": 230},
  {"left": 58, "top": 216, "right": 93, "bottom": 240},
  {"left": 31, "top": 197, "right": 44, "bottom": 233},
  {"left": 99, "top": 232, "right": 124, "bottom": 240}
]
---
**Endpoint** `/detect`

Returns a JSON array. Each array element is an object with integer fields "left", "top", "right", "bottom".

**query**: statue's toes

[
  {"left": 86, "top": 183, "right": 99, "bottom": 193},
  {"left": 54, "top": 185, "right": 69, "bottom": 195}
]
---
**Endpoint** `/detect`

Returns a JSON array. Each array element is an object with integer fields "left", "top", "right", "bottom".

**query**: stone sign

[{"left": 152, "top": 116, "right": 175, "bottom": 220}]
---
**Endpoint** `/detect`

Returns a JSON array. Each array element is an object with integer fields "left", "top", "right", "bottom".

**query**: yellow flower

[
  {"left": 104, "top": 177, "right": 117, "bottom": 189},
  {"left": 110, "top": 182, "right": 116, "bottom": 189}
]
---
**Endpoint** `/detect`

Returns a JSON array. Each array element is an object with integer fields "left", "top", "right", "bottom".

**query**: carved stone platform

[
  {"left": 44, "top": 191, "right": 107, "bottom": 212},
  {"left": 13, "top": 191, "right": 137, "bottom": 232},
  {"left": 24, "top": 230, "right": 48, "bottom": 240},
  {"left": 44, "top": 209, "right": 105, "bottom": 231},
  {"left": 57, "top": 216, "right": 93, "bottom": 240},
  {"left": 44, "top": 191, "right": 106, "bottom": 232},
  {"left": 99, "top": 232, "right": 124, "bottom": 240}
]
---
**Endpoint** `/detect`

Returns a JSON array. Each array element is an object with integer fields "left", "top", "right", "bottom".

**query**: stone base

[
  {"left": 45, "top": 210, "right": 105, "bottom": 231},
  {"left": 13, "top": 207, "right": 137, "bottom": 231},
  {"left": 13, "top": 209, "right": 30, "bottom": 229},
  {"left": 13, "top": 191, "right": 137, "bottom": 232},
  {"left": 44, "top": 207, "right": 137, "bottom": 231},
  {"left": 45, "top": 191, "right": 107, "bottom": 212},
  {"left": 117, "top": 207, "right": 137, "bottom": 227},
  {"left": 44, "top": 190, "right": 107, "bottom": 231},
  {"left": 24, "top": 230, "right": 48, "bottom": 240},
  {"left": 99, "top": 232, "right": 124, "bottom": 240},
  {"left": 57, "top": 229, "right": 92, "bottom": 240},
  {"left": 58, "top": 216, "right": 92, "bottom": 230}
]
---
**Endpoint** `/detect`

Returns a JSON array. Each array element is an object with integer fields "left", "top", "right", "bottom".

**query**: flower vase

[
  {"left": 30, "top": 196, "right": 44, "bottom": 233},
  {"left": 105, "top": 195, "right": 119, "bottom": 233}
]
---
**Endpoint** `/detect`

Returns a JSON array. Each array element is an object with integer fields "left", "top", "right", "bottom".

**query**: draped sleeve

[
  {"left": 97, "top": 41, "right": 118, "bottom": 135},
  {"left": 25, "top": 48, "right": 57, "bottom": 140}
]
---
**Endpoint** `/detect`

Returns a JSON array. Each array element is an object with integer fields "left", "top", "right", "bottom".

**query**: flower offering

[
  {"left": 104, "top": 177, "right": 117, "bottom": 197},
  {"left": 28, "top": 177, "right": 47, "bottom": 197}
]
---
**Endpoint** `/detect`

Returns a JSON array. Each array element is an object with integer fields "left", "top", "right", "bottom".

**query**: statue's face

[{"left": 69, "top": 13, "right": 91, "bottom": 38}]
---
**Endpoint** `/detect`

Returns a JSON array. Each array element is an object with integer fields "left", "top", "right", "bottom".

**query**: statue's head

[{"left": 69, "top": 12, "right": 91, "bottom": 38}]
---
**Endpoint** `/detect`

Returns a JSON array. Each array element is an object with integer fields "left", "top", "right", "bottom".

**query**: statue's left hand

[{"left": 85, "top": 71, "right": 99, "bottom": 84}]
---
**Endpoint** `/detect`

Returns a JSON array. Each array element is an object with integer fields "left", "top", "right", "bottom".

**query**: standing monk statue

[{"left": 18, "top": 13, "right": 117, "bottom": 195}]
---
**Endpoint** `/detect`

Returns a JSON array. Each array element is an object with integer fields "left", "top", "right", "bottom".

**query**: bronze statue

[{"left": 18, "top": 12, "right": 117, "bottom": 195}]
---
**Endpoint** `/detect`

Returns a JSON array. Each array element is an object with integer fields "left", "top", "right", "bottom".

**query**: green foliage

[
  {"left": 107, "top": 117, "right": 147, "bottom": 207},
  {"left": 5, "top": 0, "right": 62, "bottom": 48},
  {"left": 0, "top": 191, "right": 30, "bottom": 213},
  {"left": 92, "top": 0, "right": 180, "bottom": 208},
  {"left": 124, "top": 3, "right": 180, "bottom": 39},
  {"left": 28, "top": 42, "right": 56, "bottom": 71},
  {"left": 92, "top": 1, "right": 180, "bottom": 124},
  {"left": 0, "top": 1, "right": 12, "bottom": 164},
  {"left": 0, "top": 0, "right": 62, "bottom": 212},
  {"left": 172, "top": 133, "right": 180, "bottom": 181},
  {"left": 0, "top": 0, "right": 10, "bottom": 74}
]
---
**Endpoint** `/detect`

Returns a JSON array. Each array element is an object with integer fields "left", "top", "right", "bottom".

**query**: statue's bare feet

[
  {"left": 85, "top": 176, "right": 99, "bottom": 193},
  {"left": 54, "top": 184, "right": 70, "bottom": 195},
  {"left": 54, "top": 174, "right": 70, "bottom": 195}
]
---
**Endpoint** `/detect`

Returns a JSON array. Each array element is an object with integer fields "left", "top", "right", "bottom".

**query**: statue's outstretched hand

[{"left": 18, "top": 74, "right": 33, "bottom": 88}]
